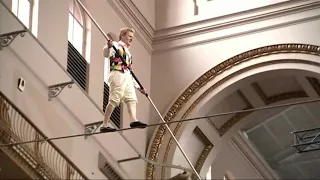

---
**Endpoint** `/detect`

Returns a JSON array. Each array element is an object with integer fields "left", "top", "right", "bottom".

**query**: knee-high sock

[
  {"left": 103, "top": 103, "right": 115, "bottom": 126},
  {"left": 127, "top": 101, "right": 138, "bottom": 122}
]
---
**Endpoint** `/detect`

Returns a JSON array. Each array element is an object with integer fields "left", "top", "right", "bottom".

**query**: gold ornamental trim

[
  {"left": 146, "top": 44, "right": 320, "bottom": 179},
  {"left": 162, "top": 59, "right": 319, "bottom": 179}
]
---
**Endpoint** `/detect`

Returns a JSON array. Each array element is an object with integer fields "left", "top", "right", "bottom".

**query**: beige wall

[
  {"left": 37, "top": 0, "right": 69, "bottom": 67},
  {"left": 0, "top": 0, "right": 151, "bottom": 179},
  {"left": 131, "top": 0, "right": 155, "bottom": 29},
  {"left": 147, "top": 1, "right": 320, "bottom": 179},
  {"left": 149, "top": 1, "right": 320, "bottom": 135},
  {"left": 210, "top": 140, "right": 262, "bottom": 180},
  {"left": 155, "top": 0, "right": 289, "bottom": 29},
  {"left": 3, "top": 0, "right": 320, "bottom": 179}
]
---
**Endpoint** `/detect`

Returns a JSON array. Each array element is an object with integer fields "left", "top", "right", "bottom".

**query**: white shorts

[{"left": 108, "top": 70, "right": 137, "bottom": 107}]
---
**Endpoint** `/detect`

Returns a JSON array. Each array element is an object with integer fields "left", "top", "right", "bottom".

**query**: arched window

[
  {"left": 67, "top": 0, "right": 89, "bottom": 91},
  {"left": 68, "top": 0, "right": 86, "bottom": 56}
]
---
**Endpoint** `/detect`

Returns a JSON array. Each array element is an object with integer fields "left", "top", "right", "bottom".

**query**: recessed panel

[
  {"left": 208, "top": 90, "right": 248, "bottom": 128},
  {"left": 257, "top": 76, "right": 302, "bottom": 97}
]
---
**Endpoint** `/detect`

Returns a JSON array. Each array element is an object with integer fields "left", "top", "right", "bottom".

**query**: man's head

[{"left": 119, "top": 27, "right": 135, "bottom": 47}]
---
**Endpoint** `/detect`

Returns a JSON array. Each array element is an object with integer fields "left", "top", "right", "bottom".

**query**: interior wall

[
  {"left": 165, "top": 64, "right": 320, "bottom": 180},
  {"left": 210, "top": 141, "right": 262, "bottom": 179},
  {"left": 37, "top": 0, "right": 69, "bottom": 68},
  {"left": 149, "top": 7, "right": 320, "bottom": 139},
  {"left": 0, "top": 44, "right": 110, "bottom": 179},
  {"left": 0, "top": 0, "right": 152, "bottom": 179},
  {"left": 131, "top": 0, "right": 155, "bottom": 29},
  {"left": 154, "top": 0, "right": 289, "bottom": 29}
]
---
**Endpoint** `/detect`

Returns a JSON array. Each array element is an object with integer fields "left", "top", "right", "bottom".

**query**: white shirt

[{"left": 104, "top": 41, "right": 140, "bottom": 89}]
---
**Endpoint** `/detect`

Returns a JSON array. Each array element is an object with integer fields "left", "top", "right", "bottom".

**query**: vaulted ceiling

[{"left": 205, "top": 69, "right": 320, "bottom": 179}]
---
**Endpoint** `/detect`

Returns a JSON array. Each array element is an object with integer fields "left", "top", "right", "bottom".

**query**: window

[
  {"left": 68, "top": 0, "right": 86, "bottom": 57},
  {"left": 11, "top": 0, "right": 38, "bottom": 36},
  {"left": 11, "top": 0, "right": 31, "bottom": 28},
  {"left": 68, "top": 13, "right": 84, "bottom": 55},
  {"left": 67, "top": 0, "right": 88, "bottom": 91}
]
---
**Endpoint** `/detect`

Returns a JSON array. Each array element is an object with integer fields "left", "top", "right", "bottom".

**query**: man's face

[{"left": 122, "top": 31, "right": 134, "bottom": 47}]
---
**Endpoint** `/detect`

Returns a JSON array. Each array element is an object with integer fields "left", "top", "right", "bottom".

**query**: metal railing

[{"left": 0, "top": 91, "right": 88, "bottom": 180}]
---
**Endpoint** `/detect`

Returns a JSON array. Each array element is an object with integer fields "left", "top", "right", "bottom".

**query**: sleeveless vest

[{"left": 110, "top": 43, "right": 132, "bottom": 72}]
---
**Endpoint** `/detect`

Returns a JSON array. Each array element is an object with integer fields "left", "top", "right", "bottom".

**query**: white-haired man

[{"left": 100, "top": 27, "right": 147, "bottom": 132}]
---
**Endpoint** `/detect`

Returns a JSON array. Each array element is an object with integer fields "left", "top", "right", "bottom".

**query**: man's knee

[
  {"left": 125, "top": 100, "right": 137, "bottom": 106},
  {"left": 109, "top": 100, "right": 120, "bottom": 108}
]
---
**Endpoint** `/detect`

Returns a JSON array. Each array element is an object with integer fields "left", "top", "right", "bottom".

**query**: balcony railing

[{"left": 0, "top": 91, "right": 88, "bottom": 180}]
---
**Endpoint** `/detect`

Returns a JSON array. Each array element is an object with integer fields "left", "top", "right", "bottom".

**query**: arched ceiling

[
  {"left": 146, "top": 44, "right": 320, "bottom": 180},
  {"left": 205, "top": 70, "right": 320, "bottom": 179}
]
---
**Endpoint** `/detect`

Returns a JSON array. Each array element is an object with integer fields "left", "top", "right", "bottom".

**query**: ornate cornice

[
  {"left": 106, "top": 0, "right": 320, "bottom": 55},
  {"left": 106, "top": 0, "right": 153, "bottom": 54},
  {"left": 146, "top": 44, "right": 320, "bottom": 179}
]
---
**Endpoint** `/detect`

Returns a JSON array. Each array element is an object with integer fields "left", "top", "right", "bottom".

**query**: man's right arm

[
  {"left": 103, "top": 44, "right": 111, "bottom": 58},
  {"left": 103, "top": 41, "right": 117, "bottom": 59}
]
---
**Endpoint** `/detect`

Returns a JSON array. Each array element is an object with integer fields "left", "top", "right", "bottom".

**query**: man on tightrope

[{"left": 100, "top": 27, "right": 147, "bottom": 132}]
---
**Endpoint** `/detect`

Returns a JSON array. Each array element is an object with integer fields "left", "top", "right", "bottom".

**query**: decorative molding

[
  {"left": 105, "top": 0, "right": 320, "bottom": 55},
  {"left": 191, "top": 127, "right": 213, "bottom": 180},
  {"left": 146, "top": 43, "right": 320, "bottom": 179},
  {"left": 154, "top": 1, "right": 320, "bottom": 41},
  {"left": 48, "top": 81, "right": 74, "bottom": 101},
  {"left": 0, "top": 30, "right": 26, "bottom": 50},
  {"left": 160, "top": 126, "right": 213, "bottom": 179},
  {"left": 162, "top": 60, "right": 318, "bottom": 179},
  {"left": 153, "top": 14, "right": 320, "bottom": 54},
  {"left": 121, "top": 0, "right": 154, "bottom": 37},
  {"left": 306, "top": 77, "right": 320, "bottom": 97},
  {"left": 106, "top": 0, "right": 153, "bottom": 54},
  {"left": 217, "top": 90, "right": 254, "bottom": 136},
  {"left": 207, "top": 90, "right": 253, "bottom": 137},
  {"left": 160, "top": 59, "right": 317, "bottom": 180},
  {"left": 251, "top": 82, "right": 308, "bottom": 105}
]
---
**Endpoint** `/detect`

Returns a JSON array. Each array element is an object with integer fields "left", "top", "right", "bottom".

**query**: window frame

[
  {"left": 68, "top": 0, "right": 87, "bottom": 58},
  {"left": 11, "top": 0, "right": 34, "bottom": 30},
  {"left": 68, "top": 12, "right": 84, "bottom": 55}
]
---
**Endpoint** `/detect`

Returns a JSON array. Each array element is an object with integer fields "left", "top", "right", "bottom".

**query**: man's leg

[
  {"left": 123, "top": 73, "right": 147, "bottom": 128},
  {"left": 100, "top": 71, "right": 125, "bottom": 132},
  {"left": 126, "top": 100, "right": 147, "bottom": 128}
]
